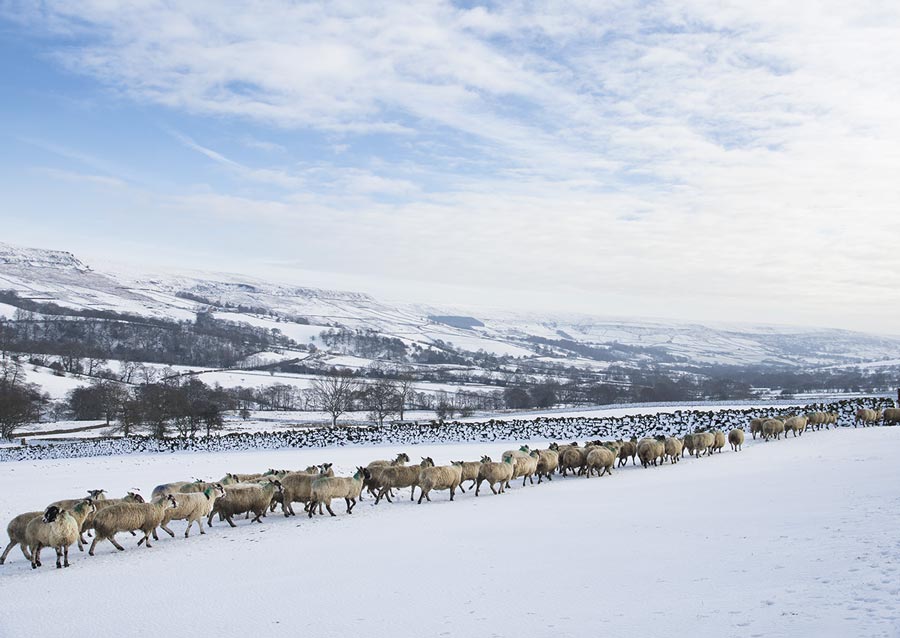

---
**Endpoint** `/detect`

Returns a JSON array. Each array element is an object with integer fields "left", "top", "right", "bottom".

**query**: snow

[
  {"left": 0, "top": 302, "right": 20, "bottom": 319},
  {"left": 20, "top": 366, "right": 90, "bottom": 399},
  {"left": 0, "top": 427, "right": 898, "bottom": 637},
  {"left": 212, "top": 312, "right": 328, "bottom": 343}
]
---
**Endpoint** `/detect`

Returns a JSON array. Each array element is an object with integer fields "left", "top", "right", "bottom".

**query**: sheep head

[{"left": 42, "top": 505, "right": 61, "bottom": 523}]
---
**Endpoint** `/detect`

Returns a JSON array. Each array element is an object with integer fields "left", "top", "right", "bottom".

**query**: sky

[{"left": 1, "top": 1, "right": 899, "bottom": 334}]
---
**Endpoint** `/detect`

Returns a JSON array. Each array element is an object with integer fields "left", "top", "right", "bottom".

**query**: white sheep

[
  {"left": 664, "top": 437, "right": 683, "bottom": 463},
  {"left": 475, "top": 455, "right": 515, "bottom": 496},
  {"left": 308, "top": 468, "right": 370, "bottom": 517},
  {"left": 279, "top": 470, "right": 327, "bottom": 517},
  {"left": 728, "top": 428, "right": 744, "bottom": 451},
  {"left": 208, "top": 481, "right": 284, "bottom": 527},
  {"left": 159, "top": 484, "right": 226, "bottom": 538},
  {"left": 449, "top": 460, "right": 482, "bottom": 493},
  {"left": 374, "top": 457, "right": 434, "bottom": 504},
  {"left": 784, "top": 415, "right": 808, "bottom": 437},
  {"left": 25, "top": 506, "right": 82, "bottom": 569},
  {"left": 584, "top": 445, "right": 616, "bottom": 477},
  {"left": 762, "top": 418, "right": 785, "bottom": 441},
  {"left": 1, "top": 511, "right": 42, "bottom": 565},
  {"left": 418, "top": 463, "right": 464, "bottom": 503},
  {"left": 89, "top": 495, "right": 177, "bottom": 554},
  {"left": 535, "top": 448, "right": 559, "bottom": 483}
]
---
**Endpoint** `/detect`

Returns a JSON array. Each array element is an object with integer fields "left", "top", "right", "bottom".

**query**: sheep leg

[
  {"left": 225, "top": 514, "right": 237, "bottom": 528},
  {"left": 417, "top": 490, "right": 426, "bottom": 504},
  {"left": 32, "top": 543, "right": 42, "bottom": 567},
  {"left": 458, "top": 483, "right": 466, "bottom": 494},
  {"left": 252, "top": 509, "right": 264, "bottom": 523},
  {"left": 55, "top": 546, "right": 63, "bottom": 568},
  {"left": 141, "top": 532, "right": 153, "bottom": 548},
  {"left": 410, "top": 487, "right": 416, "bottom": 501},
  {"left": 324, "top": 501, "right": 336, "bottom": 517},
  {"left": 491, "top": 482, "right": 499, "bottom": 495},
  {"left": 161, "top": 522, "right": 176, "bottom": 537},
  {"left": 0, "top": 540, "right": 25, "bottom": 564},
  {"left": 449, "top": 487, "right": 456, "bottom": 501},
  {"left": 63, "top": 544, "right": 70, "bottom": 567}
]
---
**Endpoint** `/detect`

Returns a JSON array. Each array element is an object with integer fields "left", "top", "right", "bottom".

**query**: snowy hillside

[
  {"left": 0, "top": 426, "right": 897, "bottom": 637},
  {"left": 2, "top": 241, "right": 898, "bottom": 374}
]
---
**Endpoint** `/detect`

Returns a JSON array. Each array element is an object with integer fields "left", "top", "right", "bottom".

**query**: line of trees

[{"left": 0, "top": 358, "right": 47, "bottom": 439}]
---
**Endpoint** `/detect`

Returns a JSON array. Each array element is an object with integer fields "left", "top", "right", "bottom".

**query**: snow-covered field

[{"left": 1, "top": 427, "right": 898, "bottom": 637}]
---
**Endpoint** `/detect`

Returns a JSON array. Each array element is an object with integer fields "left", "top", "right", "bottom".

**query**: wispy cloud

[{"left": 3, "top": 1, "right": 900, "bottom": 332}]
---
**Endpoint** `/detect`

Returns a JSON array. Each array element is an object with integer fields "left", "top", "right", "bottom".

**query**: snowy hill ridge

[
  {"left": 0, "top": 242, "right": 90, "bottom": 272},
  {"left": 1, "top": 241, "right": 899, "bottom": 369}
]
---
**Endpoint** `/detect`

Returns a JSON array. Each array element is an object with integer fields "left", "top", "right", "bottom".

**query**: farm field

[{"left": 1, "top": 427, "right": 898, "bottom": 637}]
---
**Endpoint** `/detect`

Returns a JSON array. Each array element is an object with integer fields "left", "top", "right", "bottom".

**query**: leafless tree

[
  {"left": 395, "top": 376, "right": 416, "bottom": 421},
  {"left": 310, "top": 370, "right": 359, "bottom": 427},
  {"left": 362, "top": 378, "right": 399, "bottom": 426}
]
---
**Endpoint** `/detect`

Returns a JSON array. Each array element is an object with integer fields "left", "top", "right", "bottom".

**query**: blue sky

[{"left": 1, "top": 1, "right": 899, "bottom": 333}]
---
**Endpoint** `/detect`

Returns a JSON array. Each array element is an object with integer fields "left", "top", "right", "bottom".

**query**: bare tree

[
  {"left": 395, "top": 376, "right": 416, "bottom": 421},
  {"left": 310, "top": 371, "right": 359, "bottom": 427},
  {"left": 362, "top": 378, "right": 399, "bottom": 426},
  {"left": 85, "top": 356, "right": 108, "bottom": 377}
]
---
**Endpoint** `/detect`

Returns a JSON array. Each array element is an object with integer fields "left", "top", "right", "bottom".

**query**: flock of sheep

[{"left": 2, "top": 405, "right": 897, "bottom": 572}]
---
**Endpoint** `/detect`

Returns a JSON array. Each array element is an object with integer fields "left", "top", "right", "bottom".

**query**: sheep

[
  {"left": 508, "top": 450, "right": 540, "bottom": 487},
  {"left": 557, "top": 444, "right": 585, "bottom": 477},
  {"left": 89, "top": 492, "right": 145, "bottom": 534},
  {"left": 262, "top": 466, "right": 324, "bottom": 513},
  {"left": 883, "top": 408, "right": 900, "bottom": 426},
  {"left": 711, "top": 430, "right": 726, "bottom": 453},
  {"left": 47, "top": 494, "right": 104, "bottom": 550},
  {"left": 25, "top": 506, "right": 82, "bottom": 569},
  {"left": 783, "top": 415, "right": 808, "bottom": 437},
  {"left": 826, "top": 412, "right": 839, "bottom": 428},
  {"left": 854, "top": 408, "right": 879, "bottom": 427},
  {"left": 159, "top": 484, "right": 226, "bottom": 538},
  {"left": 690, "top": 432, "right": 715, "bottom": 457},
  {"left": 374, "top": 457, "right": 434, "bottom": 504},
  {"left": 208, "top": 481, "right": 283, "bottom": 527},
  {"left": 501, "top": 446, "right": 533, "bottom": 484},
  {"left": 805, "top": 412, "right": 828, "bottom": 431},
  {"left": 151, "top": 480, "right": 198, "bottom": 500},
  {"left": 280, "top": 469, "right": 327, "bottom": 517},
  {"left": 682, "top": 433, "right": 694, "bottom": 458},
  {"left": 584, "top": 445, "right": 616, "bottom": 477},
  {"left": 1, "top": 511, "right": 42, "bottom": 564},
  {"left": 535, "top": 448, "right": 559, "bottom": 483},
  {"left": 229, "top": 473, "right": 264, "bottom": 482},
  {"left": 617, "top": 437, "right": 638, "bottom": 466},
  {"left": 308, "top": 468, "right": 370, "bottom": 517},
  {"left": 417, "top": 463, "right": 463, "bottom": 503},
  {"left": 364, "top": 454, "right": 409, "bottom": 499},
  {"left": 89, "top": 495, "right": 177, "bottom": 554},
  {"left": 475, "top": 455, "right": 515, "bottom": 496},
  {"left": 762, "top": 419, "right": 785, "bottom": 441},
  {"left": 728, "top": 428, "right": 744, "bottom": 451},
  {"left": 664, "top": 437, "right": 683, "bottom": 463},
  {"left": 749, "top": 418, "right": 766, "bottom": 440},
  {"left": 449, "top": 460, "right": 482, "bottom": 493},
  {"left": 637, "top": 437, "right": 666, "bottom": 467}
]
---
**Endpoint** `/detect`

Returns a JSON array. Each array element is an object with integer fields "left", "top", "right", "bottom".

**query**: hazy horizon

[{"left": 2, "top": 3, "right": 899, "bottom": 334}]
